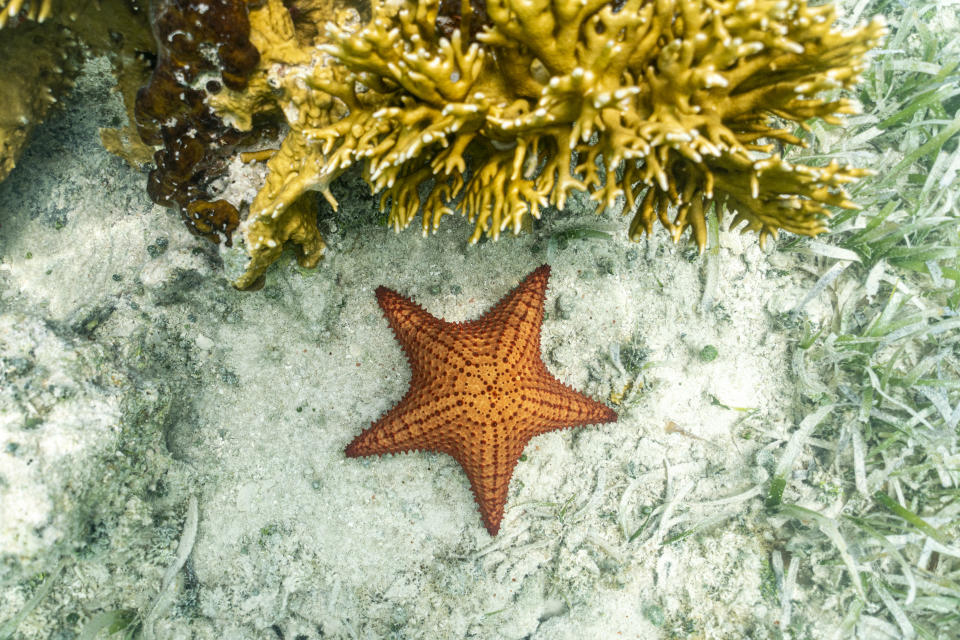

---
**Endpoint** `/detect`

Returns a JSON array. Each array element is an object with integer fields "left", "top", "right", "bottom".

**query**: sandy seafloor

[{"left": 0, "top": 57, "right": 827, "bottom": 639}]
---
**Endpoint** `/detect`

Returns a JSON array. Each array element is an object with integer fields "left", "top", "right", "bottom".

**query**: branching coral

[
  {"left": 210, "top": 0, "right": 886, "bottom": 287},
  {"left": 0, "top": 0, "right": 55, "bottom": 29},
  {"left": 333, "top": 0, "right": 886, "bottom": 241},
  {"left": 208, "top": 0, "right": 358, "bottom": 288}
]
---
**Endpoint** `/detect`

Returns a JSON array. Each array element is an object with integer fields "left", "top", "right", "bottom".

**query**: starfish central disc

[{"left": 346, "top": 264, "right": 618, "bottom": 535}]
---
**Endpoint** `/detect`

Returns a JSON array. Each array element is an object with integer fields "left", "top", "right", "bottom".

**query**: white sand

[{"left": 0, "top": 55, "right": 817, "bottom": 639}]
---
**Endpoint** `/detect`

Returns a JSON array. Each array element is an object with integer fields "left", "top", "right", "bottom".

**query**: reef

[
  {"left": 133, "top": 0, "right": 263, "bottom": 248},
  {"left": 0, "top": 18, "right": 71, "bottom": 184},
  {"left": 0, "top": 1, "right": 153, "bottom": 184},
  {"left": 189, "top": 0, "right": 884, "bottom": 288},
  {"left": 0, "top": 0, "right": 56, "bottom": 29},
  {"left": 205, "top": 0, "right": 357, "bottom": 287},
  {"left": 0, "top": 0, "right": 887, "bottom": 286}
]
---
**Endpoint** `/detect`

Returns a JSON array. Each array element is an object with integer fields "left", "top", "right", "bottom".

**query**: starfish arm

[
  {"left": 376, "top": 286, "right": 452, "bottom": 381},
  {"left": 522, "top": 373, "right": 618, "bottom": 438},
  {"left": 345, "top": 386, "right": 452, "bottom": 457},
  {"left": 478, "top": 264, "right": 550, "bottom": 366},
  {"left": 455, "top": 437, "right": 529, "bottom": 535}
]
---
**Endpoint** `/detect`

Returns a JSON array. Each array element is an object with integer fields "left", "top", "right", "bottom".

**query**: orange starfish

[{"left": 346, "top": 265, "right": 618, "bottom": 535}]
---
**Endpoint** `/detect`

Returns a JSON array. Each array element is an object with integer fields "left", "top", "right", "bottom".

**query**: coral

[
  {"left": 80, "top": 2, "right": 156, "bottom": 170},
  {"left": 0, "top": 1, "right": 153, "bottom": 184},
  {"left": 0, "top": 18, "right": 72, "bottom": 183},
  {"left": 333, "top": 0, "right": 887, "bottom": 244},
  {"left": 222, "top": 0, "right": 885, "bottom": 286},
  {"left": 0, "top": 0, "right": 55, "bottom": 29},
  {"left": 134, "top": 0, "right": 262, "bottom": 247},
  {"left": 207, "top": 0, "right": 359, "bottom": 289}
]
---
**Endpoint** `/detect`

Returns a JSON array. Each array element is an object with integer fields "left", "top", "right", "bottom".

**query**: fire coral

[
  {"left": 0, "top": 0, "right": 54, "bottom": 28},
  {"left": 210, "top": 0, "right": 886, "bottom": 288}
]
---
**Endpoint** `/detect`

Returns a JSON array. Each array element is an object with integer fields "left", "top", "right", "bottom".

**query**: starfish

[{"left": 346, "top": 264, "right": 618, "bottom": 535}]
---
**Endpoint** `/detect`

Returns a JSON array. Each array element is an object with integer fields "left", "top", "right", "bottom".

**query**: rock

[{"left": 0, "top": 311, "right": 123, "bottom": 577}]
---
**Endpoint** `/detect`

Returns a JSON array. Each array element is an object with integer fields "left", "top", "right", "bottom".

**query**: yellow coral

[
  {"left": 0, "top": 0, "right": 53, "bottom": 28},
  {"left": 219, "top": 0, "right": 886, "bottom": 286},
  {"left": 328, "top": 0, "right": 886, "bottom": 245},
  {"left": 210, "top": 0, "right": 355, "bottom": 289},
  {"left": 0, "top": 0, "right": 152, "bottom": 183}
]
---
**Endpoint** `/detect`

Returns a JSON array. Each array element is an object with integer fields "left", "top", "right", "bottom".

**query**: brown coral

[
  {"left": 134, "top": 0, "right": 262, "bottom": 246},
  {"left": 0, "top": 18, "right": 71, "bottom": 183}
]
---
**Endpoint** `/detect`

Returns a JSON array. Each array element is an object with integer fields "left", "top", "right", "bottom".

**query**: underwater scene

[{"left": 0, "top": 0, "right": 957, "bottom": 638}]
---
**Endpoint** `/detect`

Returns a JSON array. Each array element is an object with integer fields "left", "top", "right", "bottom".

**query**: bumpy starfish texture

[{"left": 346, "top": 265, "right": 618, "bottom": 535}]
